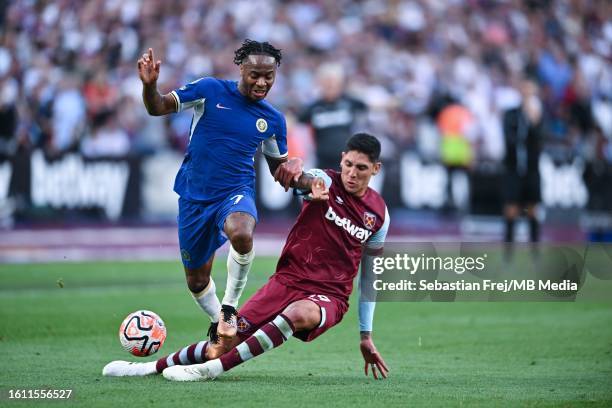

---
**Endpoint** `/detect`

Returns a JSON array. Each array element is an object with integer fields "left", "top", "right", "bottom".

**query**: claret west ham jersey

[
  {"left": 274, "top": 170, "right": 390, "bottom": 303},
  {"left": 171, "top": 77, "right": 288, "bottom": 203}
]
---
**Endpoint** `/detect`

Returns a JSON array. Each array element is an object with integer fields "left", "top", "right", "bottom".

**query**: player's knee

[
  {"left": 186, "top": 275, "right": 210, "bottom": 294},
  {"left": 286, "top": 310, "right": 319, "bottom": 331},
  {"left": 228, "top": 229, "right": 253, "bottom": 254},
  {"left": 283, "top": 302, "right": 320, "bottom": 331},
  {"left": 225, "top": 213, "right": 255, "bottom": 253},
  {"left": 184, "top": 257, "right": 214, "bottom": 293}
]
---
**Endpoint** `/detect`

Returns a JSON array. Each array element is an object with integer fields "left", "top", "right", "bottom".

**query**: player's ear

[{"left": 372, "top": 161, "right": 381, "bottom": 175}]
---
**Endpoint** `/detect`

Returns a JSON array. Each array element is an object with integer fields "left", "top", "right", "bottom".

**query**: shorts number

[
  {"left": 308, "top": 294, "right": 331, "bottom": 302},
  {"left": 230, "top": 195, "right": 244, "bottom": 205}
]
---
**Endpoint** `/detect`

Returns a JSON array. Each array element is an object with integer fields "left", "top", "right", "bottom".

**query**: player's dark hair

[
  {"left": 234, "top": 39, "right": 282, "bottom": 66},
  {"left": 346, "top": 133, "right": 381, "bottom": 163}
]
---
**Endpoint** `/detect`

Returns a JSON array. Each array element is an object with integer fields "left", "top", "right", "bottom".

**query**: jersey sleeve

[
  {"left": 358, "top": 301, "right": 376, "bottom": 332},
  {"left": 367, "top": 206, "right": 390, "bottom": 248},
  {"left": 359, "top": 205, "right": 390, "bottom": 332},
  {"left": 170, "top": 77, "right": 216, "bottom": 112},
  {"left": 262, "top": 115, "right": 288, "bottom": 158}
]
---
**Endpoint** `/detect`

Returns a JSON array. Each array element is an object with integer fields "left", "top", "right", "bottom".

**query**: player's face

[
  {"left": 239, "top": 55, "right": 277, "bottom": 101},
  {"left": 340, "top": 151, "right": 380, "bottom": 197}
]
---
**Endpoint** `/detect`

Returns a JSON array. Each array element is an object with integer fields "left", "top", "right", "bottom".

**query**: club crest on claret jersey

[
  {"left": 237, "top": 316, "right": 251, "bottom": 332},
  {"left": 363, "top": 212, "right": 376, "bottom": 230}
]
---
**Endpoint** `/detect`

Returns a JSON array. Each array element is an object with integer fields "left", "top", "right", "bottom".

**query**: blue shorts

[{"left": 177, "top": 191, "right": 258, "bottom": 269}]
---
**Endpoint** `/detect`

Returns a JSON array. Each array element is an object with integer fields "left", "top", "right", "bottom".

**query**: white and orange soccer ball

[{"left": 119, "top": 310, "right": 167, "bottom": 357}]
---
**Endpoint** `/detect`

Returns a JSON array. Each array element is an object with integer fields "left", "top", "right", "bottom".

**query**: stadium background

[
  {"left": 0, "top": 0, "right": 611, "bottom": 261},
  {"left": 1, "top": 1, "right": 611, "bottom": 406}
]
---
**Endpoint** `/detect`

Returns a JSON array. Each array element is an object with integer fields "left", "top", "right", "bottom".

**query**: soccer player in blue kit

[{"left": 137, "top": 40, "right": 303, "bottom": 344}]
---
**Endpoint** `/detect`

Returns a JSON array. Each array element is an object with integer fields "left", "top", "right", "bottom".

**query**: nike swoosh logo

[{"left": 216, "top": 103, "right": 231, "bottom": 110}]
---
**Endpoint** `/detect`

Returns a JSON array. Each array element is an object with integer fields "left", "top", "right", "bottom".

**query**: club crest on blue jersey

[
  {"left": 363, "top": 212, "right": 376, "bottom": 230},
  {"left": 256, "top": 118, "right": 268, "bottom": 133},
  {"left": 180, "top": 249, "right": 191, "bottom": 261}
]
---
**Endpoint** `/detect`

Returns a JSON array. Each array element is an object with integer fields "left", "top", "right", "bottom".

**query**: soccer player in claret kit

[
  {"left": 104, "top": 133, "right": 390, "bottom": 380},
  {"left": 136, "top": 40, "right": 303, "bottom": 343}
]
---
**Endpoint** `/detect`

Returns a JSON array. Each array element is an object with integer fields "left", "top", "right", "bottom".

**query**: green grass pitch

[{"left": 0, "top": 259, "right": 611, "bottom": 407}]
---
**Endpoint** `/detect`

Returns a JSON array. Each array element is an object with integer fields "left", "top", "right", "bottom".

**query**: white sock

[
  {"left": 221, "top": 246, "right": 254, "bottom": 307},
  {"left": 191, "top": 279, "right": 221, "bottom": 322}
]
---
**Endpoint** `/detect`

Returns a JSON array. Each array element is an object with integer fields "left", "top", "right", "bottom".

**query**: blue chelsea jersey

[{"left": 170, "top": 77, "right": 288, "bottom": 202}]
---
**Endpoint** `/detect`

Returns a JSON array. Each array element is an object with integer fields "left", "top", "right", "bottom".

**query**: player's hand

[
  {"left": 274, "top": 157, "right": 303, "bottom": 191},
  {"left": 137, "top": 48, "right": 161, "bottom": 85},
  {"left": 308, "top": 177, "right": 329, "bottom": 201},
  {"left": 360, "top": 337, "right": 389, "bottom": 379}
]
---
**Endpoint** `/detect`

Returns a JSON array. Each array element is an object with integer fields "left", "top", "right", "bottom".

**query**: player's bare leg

[
  {"left": 206, "top": 334, "right": 241, "bottom": 360},
  {"left": 185, "top": 255, "right": 222, "bottom": 342},
  {"left": 163, "top": 299, "right": 320, "bottom": 381},
  {"left": 218, "top": 212, "right": 256, "bottom": 344},
  {"left": 526, "top": 203, "right": 540, "bottom": 243},
  {"left": 503, "top": 204, "right": 519, "bottom": 261},
  {"left": 503, "top": 204, "right": 519, "bottom": 243}
]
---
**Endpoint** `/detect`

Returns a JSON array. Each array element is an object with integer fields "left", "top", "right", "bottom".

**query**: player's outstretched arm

[
  {"left": 358, "top": 277, "right": 388, "bottom": 379},
  {"left": 137, "top": 48, "right": 177, "bottom": 116},
  {"left": 360, "top": 332, "right": 389, "bottom": 379},
  {"left": 358, "top": 207, "right": 390, "bottom": 379}
]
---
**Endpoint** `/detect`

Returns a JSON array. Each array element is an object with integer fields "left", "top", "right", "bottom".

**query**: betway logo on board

[
  {"left": 31, "top": 151, "right": 129, "bottom": 220},
  {"left": 325, "top": 206, "right": 372, "bottom": 243}
]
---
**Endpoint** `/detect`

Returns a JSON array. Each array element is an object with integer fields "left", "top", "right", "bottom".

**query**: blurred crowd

[{"left": 0, "top": 0, "right": 610, "bottom": 168}]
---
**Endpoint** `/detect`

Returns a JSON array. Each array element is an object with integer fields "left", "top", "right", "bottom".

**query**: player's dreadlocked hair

[{"left": 233, "top": 39, "right": 282, "bottom": 66}]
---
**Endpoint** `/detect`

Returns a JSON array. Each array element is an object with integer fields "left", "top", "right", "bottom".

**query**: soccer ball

[{"left": 119, "top": 310, "right": 167, "bottom": 357}]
